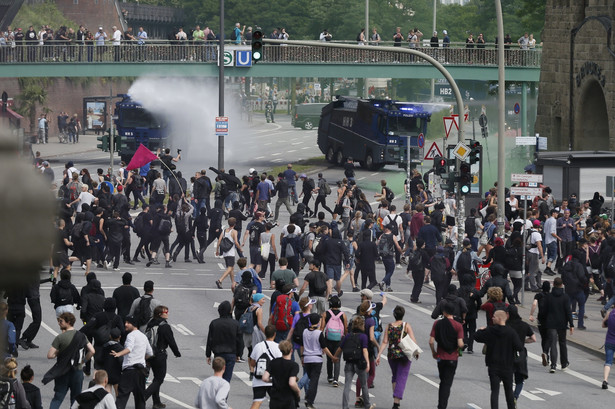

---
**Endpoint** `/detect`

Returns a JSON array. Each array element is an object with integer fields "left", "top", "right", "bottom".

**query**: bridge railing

[{"left": 0, "top": 41, "right": 541, "bottom": 67}]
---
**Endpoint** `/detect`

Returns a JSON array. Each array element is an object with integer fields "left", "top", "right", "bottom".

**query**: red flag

[{"left": 126, "top": 144, "right": 158, "bottom": 171}]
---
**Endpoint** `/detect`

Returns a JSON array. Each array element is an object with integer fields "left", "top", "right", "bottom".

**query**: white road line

[
  {"left": 301, "top": 146, "right": 311, "bottom": 150},
  {"left": 338, "top": 379, "right": 375, "bottom": 397},
  {"left": 25, "top": 309, "right": 58, "bottom": 337},
  {"left": 520, "top": 390, "right": 544, "bottom": 401},
  {"left": 158, "top": 392, "right": 195, "bottom": 409},
  {"left": 146, "top": 272, "right": 164, "bottom": 275},
  {"left": 414, "top": 373, "right": 439, "bottom": 388},
  {"left": 234, "top": 370, "right": 253, "bottom": 387},
  {"left": 370, "top": 172, "right": 379, "bottom": 176},
  {"left": 177, "top": 324, "right": 195, "bottom": 335},
  {"left": 164, "top": 373, "right": 180, "bottom": 383},
  {"left": 287, "top": 150, "right": 297, "bottom": 153},
  {"left": 217, "top": 263, "right": 225, "bottom": 270},
  {"left": 467, "top": 404, "right": 482, "bottom": 409},
  {"left": 172, "top": 324, "right": 189, "bottom": 336},
  {"left": 272, "top": 152, "right": 282, "bottom": 156},
  {"left": 197, "top": 273, "right": 214, "bottom": 276},
  {"left": 357, "top": 177, "right": 366, "bottom": 181},
  {"left": 177, "top": 377, "right": 202, "bottom": 386},
  {"left": 387, "top": 294, "right": 433, "bottom": 315},
  {"left": 272, "top": 159, "right": 283, "bottom": 162},
  {"left": 255, "top": 156, "right": 265, "bottom": 159},
  {"left": 171, "top": 273, "right": 189, "bottom": 275},
  {"left": 292, "top": 142, "right": 304, "bottom": 145}
]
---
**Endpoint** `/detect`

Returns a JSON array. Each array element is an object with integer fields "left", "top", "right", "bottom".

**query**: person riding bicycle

[{"left": 265, "top": 100, "right": 274, "bottom": 123}]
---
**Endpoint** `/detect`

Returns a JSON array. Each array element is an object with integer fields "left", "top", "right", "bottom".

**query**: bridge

[{"left": 0, "top": 41, "right": 540, "bottom": 81}]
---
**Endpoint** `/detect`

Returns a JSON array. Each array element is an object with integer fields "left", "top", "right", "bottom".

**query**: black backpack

[
  {"left": 384, "top": 187, "right": 395, "bottom": 203},
  {"left": 378, "top": 234, "right": 394, "bottom": 258},
  {"left": 457, "top": 251, "right": 473, "bottom": 274},
  {"left": 0, "top": 378, "right": 14, "bottom": 409},
  {"left": 291, "top": 314, "right": 311, "bottom": 346},
  {"left": 605, "top": 254, "right": 615, "bottom": 279},
  {"left": 230, "top": 29, "right": 237, "bottom": 41},
  {"left": 311, "top": 271, "right": 328, "bottom": 296},
  {"left": 464, "top": 216, "right": 477, "bottom": 237},
  {"left": 133, "top": 296, "right": 153, "bottom": 327},
  {"left": 175, "top": 214, "right": 186, "bottom": 234},
  {"left": 429, "top": 254, "right": 448, "bottom": 280},
  {"left": 233, "top": 283, "right": 252, "bottom": 311},
  {"left": 385, "top": 214, "right": 399, "bottom": 236},
  {"left": 94, "top": 320, "right": 112, "bottom": 345},
  {"left": 133, "top": 212, "right": 146, "bottom": 237},
  {"left": 342, "top": 333, "right": 364, "bottom": 362},
  {"left": 158, "top": 218, "right": 172, "bottom": 235},
  {"left": 407, "top": 250, "right": 423, "bottom": 271}
]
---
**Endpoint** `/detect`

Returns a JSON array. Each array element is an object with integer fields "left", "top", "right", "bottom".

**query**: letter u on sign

[{"left": 236, "top": 50, "right": 252, "bottom": 67}]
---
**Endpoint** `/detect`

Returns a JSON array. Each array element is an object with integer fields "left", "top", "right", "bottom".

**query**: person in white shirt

[
  {"left": 248, "top": 325, "right": 282, "bottom": 409},
  {"left": 71, "top": 370, "right": 117, "bottom": 409},
  {"left": 69, "top": 184, "right": 95, "bottom": 212},
  {"left": 195, "top": 357, "right": 232, "bottom": 409},
  {"left": 112, "top": 26, "right": 122, "bottom": 61},
  {"left": 542, "top": 208, "right": 559, "bottom": 276},
  {"left": 527, "top": 220, "right": 545, "bottom": 291},
  {"left": 112, "top": 316, "right": 153, "bottom": 409}
]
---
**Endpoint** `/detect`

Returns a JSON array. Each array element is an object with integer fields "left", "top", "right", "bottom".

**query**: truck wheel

[
  {"left": 365, "top": 153, "right": 375, "bottom": 170},
  {"left": 326, "top": 146, "right": 335, "bottom": 163},
  {"left": 335, "top": 150, "right": 344, "bottom": 166},
  {"left": 303, "top": 121, "right": 314, "bottom": 130}
]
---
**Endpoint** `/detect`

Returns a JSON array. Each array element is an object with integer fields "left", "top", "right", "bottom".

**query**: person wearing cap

[
  {"left": 246, "top": 293, "right": 267, "bottom": 349},
  {"left": 527, "top": 219, "right": 545, "bottom": 291},
  {"left": 299, "top": 259, "right": 330, "bottom": 314},
  {"left": 128, "top": 280, "right": 161, "bottom": 332},
  {"left": 144, "top": 305, "right": 181, "bottom": 409},
  {"left": 300, "top": 313, "right": 335, "bottom": 409},
  {"left": 299, "top": 174, "right": 316, "bottom": 217},
  {"left": 43, "top": 312, "right": 94, "bottom": 409},
  {"left": 112, "top": 315, "right": 153, "bottom": 409}
]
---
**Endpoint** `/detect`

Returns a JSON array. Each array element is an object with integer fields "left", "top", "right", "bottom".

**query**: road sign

[
  {"left": 510, "top": 187, "right": 543, "bottom": 197},
  {"left": 215, "top": 116, "right": 229, "bottom": 135},
  {"left": 514, "top": 102, "right": 520, "bottom": 114},
  {"left": 511, "top": 173, "right": 543, "bottom": 183},
  {"left": 424, "top": 141, "right": 443, "bottom": 160},
  {"left": 537, "top": 136, "right": 547, "bottom": 150},
  {"left": 453, "top": 142, "right": 470, "bottom": 161},
  {"left": 417, "top": 133, "right": 425, "bottom": 148},
  {"left": 515, "top": 136, "right": 537, "bottom": 145},
  {"left": 223, "top": 51, "right": 233, "bottom": 66},
  {"left": 235, "top": 50, "right": 252, "bottom": 67},
  {"left": 606, "top": 176, "right": 615, "bottom": 198},
  {"left": 443, "top": 117, "right": 457, "bottom": 139}
]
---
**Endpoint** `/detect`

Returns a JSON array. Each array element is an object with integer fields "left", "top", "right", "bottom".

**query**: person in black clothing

[
  {"left": 169, "top": 171, "right": 188, "bottom": 199},
  {"left": 299, "top": 174, "right": 316, "bottom": 217},
  {"left": 432, "top": 284, "right": 467, "bottom": 323},
  {"left": 589, "top": 191, "right": 605, "bottom": 219},
  {"left": 21, "top": 364, "right": 42, "bottom": 409},
  {"left": 194, "top": 207, "right": 209, "bottom": 263},
  {"left": 479, "top": 263, "right": 514, "bottom": 305},
  {"left": 112, "top": 272, "right": 141, "bottom": 321},
  {"left": 82, "top": 298, "right": 124, "bottom": 374},
  {"left": 159, "top": 148, "right": 180, "bottom": 184},
  {"left": 144, "top": 305, "right": 181, "bottom": 409},
  {"left": 6, "top": 287, "right": 27, "bottom": 349},
  {"left": 209, "top": 167, "right": 242, "bottom": 212},
  {"left": 561, "top": 247, "right": 590, "bottom": 330},
  {"left": 529, "top": 281, "right": 551, "bottom": 367},
  {"left": 19, "top": 278, "right": 45, "bottom": 350},
  {"left": 133, "top": 205, "right": 153, "bottom": 262},
  {"left": 505, "top": 305, "right": 535, "bottom": 400},
  {"left": 274, "top": 173, "right": 292, "bottom": 223},
  {"left": 50, "top": 269, "right": 81, "bottom": 317},
  {"left": 148, "top": 206, "right": 173, "bottom": 268},
  {"left": 457, "top": 274, "right": 481, "bottom": 353},
  {"left": 101, "top": 328, "right": 124, "bottom": 394},
  {"left": 105, "top": 211, "right": 129, "bottom": 270},
  {"left": 80, "top": 278, "right": 105, "bottom": 324},
  {"left": 545, "top": 277, "right": 574, "bottom": 372},
  {"left": 408, "top": 238, "right": 430, "bottom": 303},
  {"left": 193, "top": 170, "right": 213, "bottom": 215},
  {"left": 475, "top": 310, "right": 524, "bottom": 409},
  {"left": 204, "top": 200, "right": 224, "bottom": 250},
  {"left": 205, "top": 301, "right": 243, "bottom": 383},
  {"left": 324, "top": 227, "right": 350, "bottom": 295},
  {"left": 356, "top": 227, "right": 379, "bottom": 289}
]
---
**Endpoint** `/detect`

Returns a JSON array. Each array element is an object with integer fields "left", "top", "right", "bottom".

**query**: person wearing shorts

[
  {"left": 602, "top": 309, "right": 615, "bottom": 389},
  {"left": 215, "top": 217, "right": 242, "bottom": 289},
  {"left": 249, "top": 325, "right": 282, "bottom": 408}
]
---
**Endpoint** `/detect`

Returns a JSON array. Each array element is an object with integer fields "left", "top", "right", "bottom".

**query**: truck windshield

[
  {"left": 388, "top": 116, "right": 420, "bottom": 134},
  {"left": 121, "top": 108, "right": 162, "bottom": 128}
]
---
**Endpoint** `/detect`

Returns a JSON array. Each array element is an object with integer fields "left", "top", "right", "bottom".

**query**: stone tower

[{"left": 535, "top": 0, "right": 614, "bottom": 151}]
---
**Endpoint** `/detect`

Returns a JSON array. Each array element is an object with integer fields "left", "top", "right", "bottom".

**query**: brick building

[{"left": 535, "top": 0, "right": 614, "bottom": 150}]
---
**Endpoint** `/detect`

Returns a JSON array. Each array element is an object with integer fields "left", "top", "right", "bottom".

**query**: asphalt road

[{"left": 23, "top": 114, "right": 615, "bottom": 408}]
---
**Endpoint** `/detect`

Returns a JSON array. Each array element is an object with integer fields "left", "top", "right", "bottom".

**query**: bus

[
  {"left": 114, "top": 94, "right": 169, "bottom": 163},
  {"left": 317, "top": 96, "right": 431, "bottom": 170}
]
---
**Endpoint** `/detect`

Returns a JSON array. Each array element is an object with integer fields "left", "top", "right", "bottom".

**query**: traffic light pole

[{"left": 217, "top": 0, "right": 225, "bottom": 170}]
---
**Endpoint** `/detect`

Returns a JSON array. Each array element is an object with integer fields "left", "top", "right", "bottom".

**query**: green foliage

[
  {"left": 15, "top": 79, "right": 49, "bottom": 134},
  {"left": 13, "top": 1, "right": 78, "bottom": 31}
]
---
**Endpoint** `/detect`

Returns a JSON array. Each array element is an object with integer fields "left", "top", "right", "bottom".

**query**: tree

[{"left": 15, "top": 79, "right": 48, "bottom": 136}]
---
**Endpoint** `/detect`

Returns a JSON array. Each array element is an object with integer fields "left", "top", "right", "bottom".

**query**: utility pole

[{"left": 217, "top": 0, "right": 225, "bottom": 170}]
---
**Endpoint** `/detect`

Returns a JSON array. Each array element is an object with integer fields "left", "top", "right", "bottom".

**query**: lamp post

[
  {"left": 218, "top": 0, "right": 225, "bottom": 170},
  {"left": 496, "top": 0, "right": 506, "bottom": 235}
]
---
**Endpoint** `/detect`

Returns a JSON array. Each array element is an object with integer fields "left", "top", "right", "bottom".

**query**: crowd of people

[{"left": 3, "top": 150, "right": 615, "bottom": 409}]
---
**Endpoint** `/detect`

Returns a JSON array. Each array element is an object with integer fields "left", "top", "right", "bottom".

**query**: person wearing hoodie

[
  {"left": 431, "top": 284, "right": 467, "bottom": 324},
  {"left": 505, "top": 305, "right": 535, "bottom": 401},
  {"left": 81, "top": 297, "right": 124, "bottom": 376},
  {"left": 193, "top": 169, "right": 213, "bottom": 215},
  {"left": 79, "top": 274, "right": 105, "bottom": 324},
  {"left": 205, "top": 300, "right": 243, "bottom": 383},
  {"left": 479, "top": 263, "right": 514, "bottom": 304},
  {"left": 561, "top": 246, "right": 590, "bottom": 330},
  {"left": 209, "top": 167, "right": 242, "bottom": 211},
  {"left": 429, "top": 246, "right": 452, "bottom": 303},
  {"left": 145, "top": 305, "right": 181, "bottom": 409},
  {"left": 324, "top": 226, "right": 350, "bottom": 295},
  {"left": 545, "top": 277, "right": 574, "bottom": 373},
  {"left": 475, "top": 310, "right": 524, "bottom": 409},
  {"left": 50, "top": 269, "right": 81, "bottom": 317}
]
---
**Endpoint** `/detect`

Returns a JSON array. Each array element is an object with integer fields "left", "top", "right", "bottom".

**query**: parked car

[{"left": 291, "top": 103, "right": 326, "bottom": 130}]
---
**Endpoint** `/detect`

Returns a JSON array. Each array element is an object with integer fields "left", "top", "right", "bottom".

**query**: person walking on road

[
  {"left": 429, "top": 302, "right": 464, "bottom": 409},
  {"left": 205, "top": 301, "right": 244, "bottom": 383},
  {"left": 601, "top": 308, "right": 615, "bottom": 389},
  {"left": 529, "top": 281, "right": 552, "bottom": 367},
  {"left": 545, "top": 277, "right": 574, "bottom": 373},
  {"left": 262, "top": 340, "right": 301, "bottom": 409},
  {"left": 475, "top": 310, "right": 524, "bottom": 409},
  {"left": 195, "top": 357, "right": 232, "bottom": 409},
  {"left": 505, "top": 305, "right": 536, "bottom": 401},
  {"left": 248, "top": 325, "right": 282, "bottom": 409},
  {"left": 144, "top": 305, "right": 181, "bottom": 409}
]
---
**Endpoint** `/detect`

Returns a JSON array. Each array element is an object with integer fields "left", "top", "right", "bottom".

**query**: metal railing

[{"left": 0, "top": 41, "right": 541, "bottom": 67}]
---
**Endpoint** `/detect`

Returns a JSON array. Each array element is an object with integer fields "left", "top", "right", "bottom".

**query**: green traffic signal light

[
  {"left": 252, "top": 30, "right": 264, "bottom": 62},
  {"left": 458, "top": 162, "right": 471, "bottom": 195}
]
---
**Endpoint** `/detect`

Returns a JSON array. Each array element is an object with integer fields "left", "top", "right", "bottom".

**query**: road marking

[
  {"left": 25, "top": 309, "right": 58, "bottom": 337},
  {"left": 197, "top": 273, "right": 213, "bottom": 276},
  {"left": 521, "top": 390, "right": 545, "bottom": 401},
  {"left": 172, "top": 324, "right": 190, "bottom": 336},
  {"left": 338, "top": 378, "right": 375, "bottom": 397},
  {"left": 255, "top": 156, "right": 265, "bottom": 159},
  {"left": 387, "top": 294, "right": 433, "bottom": 315},
  {"left": 287, "top": 150, "right": 297, "bottom": 153},
  {"left": 177, "top": 324, "right": 195, "bottom": 335},
  {"left": 467, "top": 404, "right": 482, "bottom": 409},
  {"left": 272, "top": 152, "right": 282, "bottom": 156},
  {"left": 177, "top": 376, "right": 202, "bottom": 386},
  {"left": 272, "top": 159, "right": 283, "bottom": 162},
  {"left": 301, "top": 146, "right": 311, "bottom": 150},
  {"left": 146, "top": 272, "right": 164, "bottom": 275},
  {"left": 370, "top": 172, "right": 379, "bottom": 176},
  {"left": 531, "top": 388, "right": 562, "bottom": 396},
  {"left": 164, "top": 373, "right": 180, "bottom": 383},
  {"left": 292, "top": 142, "right": 304, "bottom": 145},
  {"left": 217, "top": 263, "right": 225, "bottom": 270},
  {"left": 414, "top": 373, "right": 439, "bottom": 388},
  {"left": 158, "top": 392, "right": 194, "bottom": 409},
  {"left": 357, "top": 177, "right": 366, "bottom": 181},
  {"left": 235, "top": 370, "right": 253, "bottom": 387},
  {"left": 171, "top": 273, "right": 189, "bottom": 275}
]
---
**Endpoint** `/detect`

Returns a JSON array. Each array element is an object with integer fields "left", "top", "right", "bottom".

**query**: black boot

[{"left": 165, "top": 260, "right": 172, "bottom": 268}]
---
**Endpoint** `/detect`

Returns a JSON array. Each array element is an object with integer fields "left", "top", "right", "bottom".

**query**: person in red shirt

[{"left": 429, "top": 302, "right": 464, "bottom": 409}]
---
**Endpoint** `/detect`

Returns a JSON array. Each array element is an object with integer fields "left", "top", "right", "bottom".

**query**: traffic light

[
  {"left": 458, "top": 162, "right": 471, "bottom": 195},
  {"left": 252, "top": 30, "right": 264, "bottom": 62},
  {"left": 97, "top": 130, "right": 109, "bottom": 152},
  {"left": 114, "top": 133, "right": 128, "bottom": 152},
  {"left": 434, "top": 156, "right": 448, "bottom": 176},
  {"left": 469, "top": 140, "right": 481, "bottom": 165}
]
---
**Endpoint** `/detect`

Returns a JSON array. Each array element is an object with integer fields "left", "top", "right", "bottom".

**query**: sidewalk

[
  {"left": 33, "top": 132, "right": 101, "bottom": 160},
  {"left": 517, "top": 276, "right": 607, "bottom": 359}
]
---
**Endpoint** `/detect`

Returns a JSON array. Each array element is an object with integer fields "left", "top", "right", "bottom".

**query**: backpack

[
  {"left": 457, "top": 251, "right": 473, "bottom": 274},
  {"left": 407, "top": 250, "right": 423, "bottom": 271},
  {"left": 291, "top": 314, "right": 310, "bottom": 346},
  {"left": 218, "top": 180, "right": 229, "bottom": 199},
  {"left": 371, "top": 310, "right": 383, "bottom": 342},
  {"left": 464, "top": 216, "right": 477, "bottom": 237},
  {"left": 606, "top": 254, "right": 615, "bottom": 279},
  {"left": 94, "top": 321, "right": 112, "bottom": 345},
  {"left": 356, "top": 33, "right": 362, "bottom": 42},
  {"left": 284, "top": 234, "right": 302, "bottom": 258},
  {"left": 311, "top": 236, "right": 322, "bottom": 254},
  {"left": 233, "top": 283, "right": 253, "bottom": 311},
  {"left": 302, "top": 232, "right": 313, "bottom": 255},
  {"left": 230, "top": 28, "right": 238, "bottom": 41},
  {"left": 75, "top": 387, "right": 109, "bottom": 409},
  {"left": 325, "top": 310, "right": 344, "bottom": 341},
  {"left": 429, "top": 254, "right": 448, "bottom": 280},
  {"left": 254, "top": 342, "right": 274, "bottom": 379},
  {"left": 69, "top": 182, "right": 79, "bottom": 201},
  {"left": 207, "top": 31, "right": 216, "bottom": 41},
  {"left": 385, "top": 214, "right": 399, "bottom": 236},
  {"left": 272, "top": 294, "right": 293, "bottom": 331},
  {"left": 133, "top": 174, "right": 143, "bottom": 189},
  {"left": 0, "top": 378, "right": 14, "bottom": 409},
  {"left": 323, "top": 182, "right": 331, "bottom": 196},
  {"left": 158, "top": 218, "right": 172, "bottom": 235},
  {"left": 220, "top": 236, "right": 234, "bottom": 253},
  {"left": 57, "top": 285, "right": 74, "bottom": 305},
  {"left": 378, "top": 234, "right": 394, "bottom": 257},
  {"left": 384, "top": 186, "right": 395, "bottom": 203},
  {"left": 133, "top": 212, "right": 146, "bottom": 237},
  {"left": 145, "top": 321, "right": 168, "bottom": 353},
  {"left": 342, "top": 333, "right": 364, "bottom": 362},
  {"left": 133, "top": 296, "right": 153, "bottom": 327},
  {"left": 239, "top": 306, "right": 255, "bottom": 334},
  {"left": 311, "top": 270, "right": 328, "bottom": 296},
  {"left": 504, "top": 246, "right": 523, "bottom": 270},
  {"left": 71, "top": 221, "right": 84, "bottom": 240}
]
